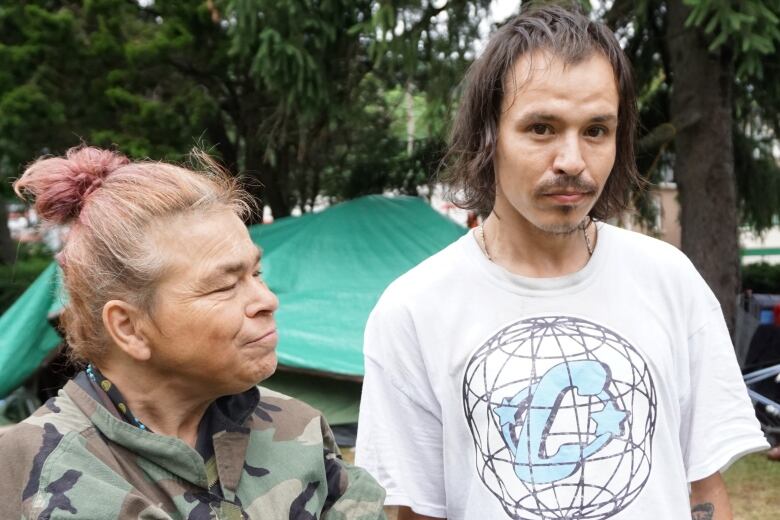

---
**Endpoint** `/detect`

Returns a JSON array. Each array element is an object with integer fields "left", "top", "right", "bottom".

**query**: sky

[{"left": 490, "top": 0, "right": 522, "bottom": 22}]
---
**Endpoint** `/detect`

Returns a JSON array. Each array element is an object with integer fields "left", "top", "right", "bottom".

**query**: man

[{"left": 355, "top": 5, "right": 768, "bottom": 520}]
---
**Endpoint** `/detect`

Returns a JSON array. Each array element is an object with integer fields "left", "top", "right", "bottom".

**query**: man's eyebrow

[
  {"left": 518, "top": 113, "right": 618, "bottom": 124},
  {"left": 520, "top": 112, "right": 561, "bottom": 123},
  {"left": 589, "top": 114, "right": 618, "bottom": 123}
]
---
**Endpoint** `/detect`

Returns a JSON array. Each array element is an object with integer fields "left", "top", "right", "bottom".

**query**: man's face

[{"left": 494, "top": 51, "right": 620, "bottom": 234}]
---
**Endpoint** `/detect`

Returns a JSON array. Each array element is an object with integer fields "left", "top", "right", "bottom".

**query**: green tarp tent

[{"left": 0, "top": 195, "right": 465, "bottom": 424}]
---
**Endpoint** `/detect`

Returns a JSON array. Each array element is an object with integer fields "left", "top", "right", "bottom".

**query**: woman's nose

[{"left": 246, "top": 277, "right": 279, "bottom": 317}]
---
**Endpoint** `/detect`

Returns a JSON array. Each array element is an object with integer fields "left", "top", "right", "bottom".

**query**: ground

[{"left": 724, "top": 452, "right": 780, "bottom": 519}]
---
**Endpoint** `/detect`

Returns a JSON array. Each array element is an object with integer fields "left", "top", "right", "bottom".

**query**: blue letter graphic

[{"left": 493, "top": 360, "right": 627, "bottom": 484}]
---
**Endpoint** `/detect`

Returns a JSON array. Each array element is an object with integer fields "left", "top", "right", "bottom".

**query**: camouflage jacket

[{"left": 0, "top": 373, "right": 386, "bottom": 519}]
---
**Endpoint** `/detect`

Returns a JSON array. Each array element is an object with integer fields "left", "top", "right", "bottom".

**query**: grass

[
  {"left": 724, "top": 452, "right": 780, "bottom": 519},
  {"left": 344, "top": 448, "right": 779, "bottom": 518}
]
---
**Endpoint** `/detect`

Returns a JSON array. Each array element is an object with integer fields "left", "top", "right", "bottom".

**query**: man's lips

[{"left": 543, "top": 191, "right": 592, "bottom": 204}]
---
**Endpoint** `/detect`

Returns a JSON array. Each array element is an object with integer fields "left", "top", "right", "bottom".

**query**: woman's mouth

[{"left": 245, "top": 329, "right": 278, "bottom": 347}]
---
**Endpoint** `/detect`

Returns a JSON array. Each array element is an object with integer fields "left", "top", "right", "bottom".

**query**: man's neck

[
  {"left": 97, "top": 362, "right": 211, "bottom": 448},
  {"left": 480, "top": 209, "right": 595, "bottom": 278}
]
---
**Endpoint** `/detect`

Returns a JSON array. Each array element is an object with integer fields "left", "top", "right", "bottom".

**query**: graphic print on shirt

[{"left": 463, "top": 316, "right": 657, "bottom": 520}]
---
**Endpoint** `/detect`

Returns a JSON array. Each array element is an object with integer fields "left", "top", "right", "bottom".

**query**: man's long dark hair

[{"left": 441, "top": 4, "right": 641, "bottom": 220}]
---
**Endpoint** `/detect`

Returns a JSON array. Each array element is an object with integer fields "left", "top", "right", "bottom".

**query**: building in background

[
  {"left": 620, "top": 182, "right": 682, "bottom": 248},
  {"left": 620, "top": 182, "right": 780, "bottom": 266},
  {"left": 741, "top": 226, "right": 780, "bottom": 265}
]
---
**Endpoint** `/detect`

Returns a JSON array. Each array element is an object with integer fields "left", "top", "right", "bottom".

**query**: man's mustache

[{"left": 534, "top": 177, "right": 599, "bottom": 196}]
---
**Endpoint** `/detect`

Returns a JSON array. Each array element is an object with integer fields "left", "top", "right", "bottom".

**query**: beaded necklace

[{"left": 86, "top": 364, "right": 152, "bottom": 432}]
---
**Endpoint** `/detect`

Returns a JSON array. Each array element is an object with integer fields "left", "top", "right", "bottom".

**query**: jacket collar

[{"left": 66, "top": 372, "right": 259, "bottom": 496}]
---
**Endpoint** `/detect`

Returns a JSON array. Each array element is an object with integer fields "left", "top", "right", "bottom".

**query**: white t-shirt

[{"left": 355, "top": 223, "right": 768, "bottom": 520}]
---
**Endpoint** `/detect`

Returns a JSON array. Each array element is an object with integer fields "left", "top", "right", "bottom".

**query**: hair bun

[{"left": 14, "top": 146, "right": 130, "bottom": 224}]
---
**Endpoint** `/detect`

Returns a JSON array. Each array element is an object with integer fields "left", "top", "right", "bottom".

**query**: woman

[{"left": 0, "top": 147, "right": 385, "bottom": 519}]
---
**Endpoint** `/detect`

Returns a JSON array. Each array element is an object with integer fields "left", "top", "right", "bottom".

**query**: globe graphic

[{"left": 462, "top": 316, "right": 657, "bottom": 520}]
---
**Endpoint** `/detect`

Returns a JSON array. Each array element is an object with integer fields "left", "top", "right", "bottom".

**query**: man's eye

[
  {"left": 252, "top": 270, "right": 263, "bottom": 278},
  {"left": 215, "top": 283, "right": 237, "bottom": 293},
  {"left": 586, "top": 126, "right": 607, "bottom": 138},
  {"left": 530, "top": 124, "right": 552, "bottom": 135}
]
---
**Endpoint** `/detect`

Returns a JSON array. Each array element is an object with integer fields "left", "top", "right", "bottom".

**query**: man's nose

[{"left": 552, "top": 133, "right": 586, "bottom": 175}]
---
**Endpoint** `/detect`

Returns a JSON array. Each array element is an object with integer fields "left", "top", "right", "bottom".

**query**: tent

[{"left": 0, "top": 195, "right": 466, "bottom": 425}]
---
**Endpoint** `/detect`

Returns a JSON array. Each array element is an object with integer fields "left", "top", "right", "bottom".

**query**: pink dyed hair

[{"left": 14, "top": 146, "right": 253, "bottom": 364}]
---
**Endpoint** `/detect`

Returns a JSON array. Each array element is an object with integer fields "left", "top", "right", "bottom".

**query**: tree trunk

[
  {"left": 0, "top": 204, "right": 16, "bottom": 265},
  {"left": 667, "top": 0, "right": 739, "bottom": 331},
  {"left": 208, "top": 115, "right": 238, "bottom": 172},
  {"left": 244, "top": 140, "right": 291, "bottom": 221}
]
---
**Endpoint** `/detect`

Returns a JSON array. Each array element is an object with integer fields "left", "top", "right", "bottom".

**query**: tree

[
  {"left": 0, "top": 2, "right": 108, "bottom": 264},
  {"left": 0, "top": 0, "right": 496, "bottom": 241},
  {"left": 603, "top": 0, "right": 780, "bottom": 330},
  {"left": 667, "top": 0, "right": 739, "bottom": 328},
  {"left": 0, "top": 1, "right": 220, "bottom": 261},
  {"left": 121, "top": 0, "right": 492, "bottom": 218}
]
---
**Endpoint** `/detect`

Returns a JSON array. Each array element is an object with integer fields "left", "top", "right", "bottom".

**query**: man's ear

[{"left": 102, "top": 300, "right": 152, "bottom": 361}]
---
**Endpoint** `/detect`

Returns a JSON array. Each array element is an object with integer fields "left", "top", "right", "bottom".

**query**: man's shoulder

[
  {"left": 602, "top": 224, "right": 717, "bottom": 315},
  {"left": 603, "top": 223, "right": 697, "bottom": 272},
  {"left": 382, "top": 233, "right": 471, "bottom": 298}
]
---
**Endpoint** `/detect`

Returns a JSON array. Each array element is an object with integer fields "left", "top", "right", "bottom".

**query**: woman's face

[{"left": 140, "top": 209, "right": 279, "bottom": 397}]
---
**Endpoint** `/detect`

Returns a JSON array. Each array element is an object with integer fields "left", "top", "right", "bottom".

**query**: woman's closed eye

[{"left": 213, "top": 282, "right": 237, "bottom": 293}]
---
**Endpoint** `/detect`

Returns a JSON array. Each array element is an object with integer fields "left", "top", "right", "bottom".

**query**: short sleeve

[
  {"left": 355, "top": 295, "right": 447, "bottom": 518},
  {"left": 680, "top": 306, "right": 769, "bottom": 481}
]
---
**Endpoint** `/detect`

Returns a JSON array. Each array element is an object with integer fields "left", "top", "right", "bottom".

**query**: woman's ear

[{"left": 102, "top": 300, "right": 152, "bottom": 361}]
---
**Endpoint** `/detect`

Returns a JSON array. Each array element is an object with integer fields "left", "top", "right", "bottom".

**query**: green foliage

[
  {"left": 683, "top": 0, "right": 780, "bottom": 233},
  {"left": 683, "top": 0, "right": 780, "bottom": 77},
  {"left": 230, "top": 0, "right": 345, "bottom": 112},
  {"left": 606, "top": 0, "right": 780, "bottom": 233},
  {"left": 0, "top": 0, "right": 216, "bottom": 185},
  {"left": 735, "top": 128, "right": 780, "bottom": 232},
  {"left": 0, "top": 0, "right": 494, "bottom": 219},
  {"left": 741, "top": 262, "right": 780, "bottom": 293}
]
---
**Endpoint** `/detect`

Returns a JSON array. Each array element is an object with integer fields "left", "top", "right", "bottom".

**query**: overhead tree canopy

[{"left": 0, "top": 0, "right": 492, "bottom": 227}]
